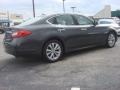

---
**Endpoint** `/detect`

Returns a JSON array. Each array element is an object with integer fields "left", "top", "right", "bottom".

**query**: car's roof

[{"left": 47, "top": 13, "right": 85, "bottom": 17}]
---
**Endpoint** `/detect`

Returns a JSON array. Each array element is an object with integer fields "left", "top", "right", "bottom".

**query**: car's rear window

[
  {"left": 16, "top": 17, "right": 42, "bottom": 26},
  {"left": 16, "top": 15, "right": 50, "bottom": 27}
]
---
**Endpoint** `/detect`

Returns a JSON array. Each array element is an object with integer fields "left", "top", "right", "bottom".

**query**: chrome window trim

[{"left": 46, "top": 14, "right": 94, "bottom": 28}]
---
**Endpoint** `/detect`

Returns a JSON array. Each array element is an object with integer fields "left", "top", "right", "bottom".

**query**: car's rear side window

[{"left": 48, "top": 15, "right": 75, "bottom": 25}]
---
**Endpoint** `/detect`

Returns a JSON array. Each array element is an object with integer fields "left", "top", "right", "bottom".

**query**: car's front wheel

[
  {"left": 106, "top": 32, "right": 116, "bottom": 48},
  {"left": 43, "top": 40, "right": 63, "bottom": 62}
]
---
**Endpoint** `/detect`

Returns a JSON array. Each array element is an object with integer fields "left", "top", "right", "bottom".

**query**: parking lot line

[{"left": 71, "top": 87, "right": 80, "bottom": 90}]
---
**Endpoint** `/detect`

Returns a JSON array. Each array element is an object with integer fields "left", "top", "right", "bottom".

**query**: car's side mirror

[
  {"left": 93, "top": 21, "right": 98, "bottom": 26},
  {"left": 92, "top": 18, "right": 98, "bottom": 26},
  {"left": 89, "top": 17, "right": 98, "bottom": 26}
]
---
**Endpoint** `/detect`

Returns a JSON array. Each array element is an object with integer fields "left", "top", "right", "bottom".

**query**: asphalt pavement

[{"left": 0, "top": 34, "right": 120, "bottom": 90}]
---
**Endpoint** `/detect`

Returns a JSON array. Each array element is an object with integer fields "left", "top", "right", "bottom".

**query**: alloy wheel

[
  {"left": 108, "top": 33, "right": 116, "bottom": 47},
  {"left": 46, "top": 42, "right": 62, "bottom": 61}
]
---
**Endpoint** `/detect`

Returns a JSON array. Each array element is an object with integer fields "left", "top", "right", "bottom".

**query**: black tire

[
  {"left": 106, "top": 32, "right": 116, "bottom": 48},
  {"left": 0, "top": 30, "right": 4, "bottom": 34},
  {"left": 42, "top": 40, "right": 64, "bottom": 63}
]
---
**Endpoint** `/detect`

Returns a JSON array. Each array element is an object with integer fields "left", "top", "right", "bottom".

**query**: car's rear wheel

[
  {"left": 106, "top": 32, "right": 116, "bottom": 48},
  {"left": 43, "top": 40, "right": 63, "bottom": 62}
]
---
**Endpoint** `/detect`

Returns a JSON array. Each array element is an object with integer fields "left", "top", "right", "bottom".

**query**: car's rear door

[
  {"left": 54, "top": 14, "right": 92, "bottom": 50},
  {"left": 48, "top": 14, "right": 90, "bottom": 50}
]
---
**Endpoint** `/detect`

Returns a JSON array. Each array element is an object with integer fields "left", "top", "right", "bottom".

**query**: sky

[{"left": 0, "top": 0, "right": 120, "bottom": 19}]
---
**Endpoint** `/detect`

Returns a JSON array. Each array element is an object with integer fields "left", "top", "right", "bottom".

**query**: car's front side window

[
  {"left": 48, "top": 15, "right": 75, "bottom": 25},
  {"left": 75, "top": 15, "right": 93, "bottom": 25}
]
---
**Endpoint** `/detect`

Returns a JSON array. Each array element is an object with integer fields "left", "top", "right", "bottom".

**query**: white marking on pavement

[{"left": 71, "top": 87, "right": 80, "bottom": 90}]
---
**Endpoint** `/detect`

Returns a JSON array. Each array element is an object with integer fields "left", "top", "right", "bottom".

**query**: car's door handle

[
  {"left": 81, "top": 28, "right": 87, "bottom": 30},
  {"left": 58, "top": 28, "right": 66, "bottom": 32}
]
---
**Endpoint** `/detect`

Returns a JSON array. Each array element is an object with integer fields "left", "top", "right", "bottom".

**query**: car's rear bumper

[
  {"left": 4, "top": 42, "right": 16, "bottom": 55},
  {"left": 4, "top": 42, "right": 42, "bottom": 57}
]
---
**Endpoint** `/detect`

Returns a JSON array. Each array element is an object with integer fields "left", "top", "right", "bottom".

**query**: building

[
  {"left": 94, "top": 5, "right": 111, "bottom": 18},
  {"left": 0, "top": 12, "right": 10, "bottom": 28}
]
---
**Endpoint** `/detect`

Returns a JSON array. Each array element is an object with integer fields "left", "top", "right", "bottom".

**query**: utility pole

[
  {"left": 71, "top": 7, "right": 76, "bottom": 13},
  {"left": 62, "top": 0, "right": 66, "bottom": 13},
  {"left": 7, "top": 11, "right": 10, "bottom": 27},
  {"left": 7, "top": 11, "right": 9, "bottom": 20},
  {"left": 32, "top": 0, "right": 35, "bottom": 17}
]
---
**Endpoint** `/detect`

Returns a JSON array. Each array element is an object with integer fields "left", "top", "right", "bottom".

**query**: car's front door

[{"left": 73, "top": 15, "right": 106, "bottom": 46}]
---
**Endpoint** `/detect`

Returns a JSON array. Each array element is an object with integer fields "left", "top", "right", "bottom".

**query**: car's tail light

[{"left": 12, "top": 29, "right": 32, "bottom": 38}]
